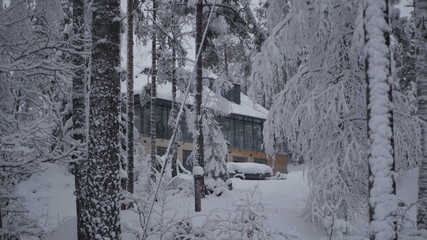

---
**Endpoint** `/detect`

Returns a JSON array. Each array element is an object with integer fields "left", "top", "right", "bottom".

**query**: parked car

[{"left": 226, "top": 162, "right": 272, "bottom": 180}]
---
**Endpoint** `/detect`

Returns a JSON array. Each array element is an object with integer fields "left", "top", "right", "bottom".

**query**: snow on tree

[
  {"left": 364, "top": 0, "right": 398, "bottom": 239},
  {"left": 83, "top": 0, "right": 122, "bottom": 238},
  {"left": 415, "top": 0, "right": 427, "bottom": 230},
  {"left": 392, "top": 7, "right": 416, "bottom": 92},
  {"left": 71, "top": 0, "right": 90, "bottom": 238},
  {"left": 391, "top": 6, "right": 421, "bottom": 174},
  {"left": 155, "top": 0, "right": 193, "bottom": 178},
  {"left": 150, "top": 0, "right": 159, "bottom": 182},
  {"left": 201, "top": 0, "right": 265, "bottom": 95},
  {"left": 126, "top": 0, "right": 135, "bottom": 193},
  {"left": 203, "top": 109, "right": 228, "bottom": 181},
  {"left": 251, "top": 2, "right": 419, "bottom": 237},
  {"left": 0, "top": 0, "right": 74, "bottom": 237},
  {"left": 259, "top": 1, "right": 369, "bottom": 233},
  {"left": 249, "top": 0, "right": 290, "bottom": 108}
]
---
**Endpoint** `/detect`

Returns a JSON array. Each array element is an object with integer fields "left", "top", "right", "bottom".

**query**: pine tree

[
  {"left": 85, "top": 0, "right": 121, "bottom": 238},
  {"left": 203, "top": 110, "right": 228, "bottom": 181}
]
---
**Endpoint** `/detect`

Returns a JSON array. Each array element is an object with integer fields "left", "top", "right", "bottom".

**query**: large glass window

[
  {"left": 156, "top": 107, "right": 169, "bottom": 139},
  {"left": 182, "top": 150, "right": 193, "bottom": 171},
  {"left": 220, "top": 117, "right": 264, "bottom": 151},
  {"left": 181, "top": 119, "right": 193, "bottom": 142},
  {"left": 253, "top": 123, "right": 263, "bottom": 151},
  {"left": 134, "top": 105, "right": 141, "bottom": 134},
  {"left": 135, "top": 103, "right": 266, "bottom": 152},
  {"left": 244, "top": 122, "right": 254, "bottom": 150},
  {"left": 142, "top": 106, "right": 150, "bottom": 136},
  {"left": 222, "top": 118, "right": 234, "bottom": 146},
  {"left": 235, "top": 120, "right": 244, "bottom": 149}
]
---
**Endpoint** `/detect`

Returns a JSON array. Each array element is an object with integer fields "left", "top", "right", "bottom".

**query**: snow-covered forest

[{"left": 1, "top": 0, "right": 427, "bottom": 239}]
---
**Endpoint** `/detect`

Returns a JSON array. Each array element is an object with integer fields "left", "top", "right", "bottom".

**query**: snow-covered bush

[
  {"left": 210, "top": 185, "right": 302, "bottom": 240},
  {"left": 225, "top": 187, "right": 272, "bottom": 239},
  {"left": 204, "top": 178, "right": 230, "bottom": 196},
  {"left": 168, "top": 219, "right": 216, "bottom": 240},
  {"left": 0, "top": 197, "right": 45, "bottom": 240},
  {"left": 171, "top": 173, "right": 194, "bottom": 197}
]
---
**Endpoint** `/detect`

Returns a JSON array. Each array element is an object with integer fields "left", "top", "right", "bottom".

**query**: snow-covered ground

[
  {"left": 15, "top": 163, "right": 419, "bottom": 240},
  {"left": 16, "top": 163, "right": 325, "bottom": 239},
  {"left": 16, "top": 163, "right": 76, "bottom": 235}
]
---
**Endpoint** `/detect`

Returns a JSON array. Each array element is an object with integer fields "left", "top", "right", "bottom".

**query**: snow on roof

[
  {"left": 231, "top": 94, "right": 268, "bottom": 119},
  {"left": 134, "top": 72, "right": 268, "bottom": 119}
]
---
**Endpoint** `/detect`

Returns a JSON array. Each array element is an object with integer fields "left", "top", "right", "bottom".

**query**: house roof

[{"left": 134, "top": 72, "right": 269, "bottom": 120}]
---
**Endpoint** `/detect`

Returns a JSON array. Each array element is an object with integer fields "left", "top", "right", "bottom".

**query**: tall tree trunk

[
  {"left": 364, "top": 0, "right": 398, "bottom": 239},
  {"left": 224, "top": 47, "right": 228, "bottom": 75},
  {"left": 415, "top": 0, "right": 427, "bottom": 230},
  {"left": 171, "top": 45, "right": 178, "bottom": 178},
  {"left": 85, "top": 0, "right": 121, "bottom": 238},
  {"left": 194, "top": 2, "right": 205, "bottom": 205},
  {"left": 71, "top": 0, "right": 88, "bottom": 239},
  {"left": 150, "top": 0, "right": 158, "bottom": 182},
  {"left": 127, "top": 0, "right": 135, "bottom": 194}
]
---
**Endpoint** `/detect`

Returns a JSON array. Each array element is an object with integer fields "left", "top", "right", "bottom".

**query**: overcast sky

[{"left": 397, "top": 0, "right": 413, "bottom": 17}]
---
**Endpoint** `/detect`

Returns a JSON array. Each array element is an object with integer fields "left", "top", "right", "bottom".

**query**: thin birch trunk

[{"left": 150, "top": 0, "right": 158, "bottom": 182}]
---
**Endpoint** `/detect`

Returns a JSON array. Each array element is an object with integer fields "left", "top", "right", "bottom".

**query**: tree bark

[
  {"left": 85, "top": 0, "right": 121, "bottom": 238},
  {"left": 224, "top": 47, "right": 228, "bottom": 75},
  {"left": 126, "top": 0, "right": 135, "bottom": 194},
  {"left": 364, "top": 0, "right": 398, "bottom": 239},
  {"left": 71, "top": 0, "right": 88, "bottom": 239},
  {"left": 194, "top": 2, "right": 205, "bottom": 202},
  {"left": 194, "top": 175, "right": 202, "bottom": 212},
  {"left": 150, "top": 0, "right": 158, "bottom": 182},
  {"left": 171, "top": 45, "right": 178, "bottom": 178},
  {"left": 415, "top": 0, "right": 427, "bottom": 230}
]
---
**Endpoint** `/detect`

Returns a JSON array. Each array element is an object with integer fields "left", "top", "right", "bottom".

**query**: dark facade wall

[
  {"left": 137, "top": 136, "right": 288, "bottom": 174},
  {"left": 133, "top": 97, "right": 289, "bottom": 174},
  {"left": 134, "top": 101, "right": 271, "bottom": 153}
]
